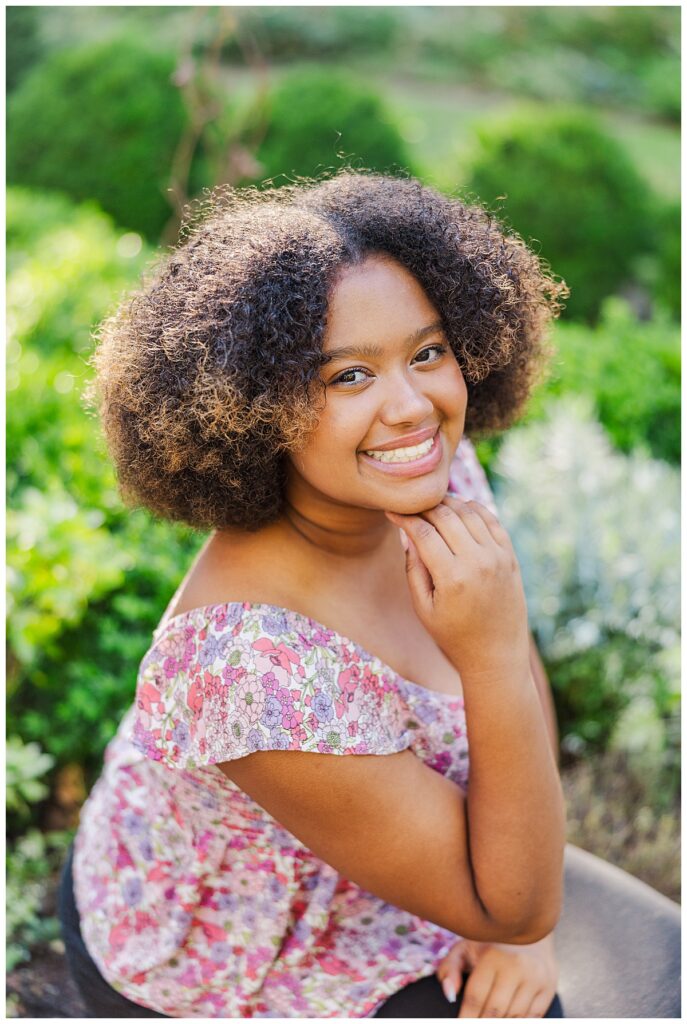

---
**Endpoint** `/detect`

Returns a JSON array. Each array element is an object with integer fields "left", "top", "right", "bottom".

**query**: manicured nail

[
  {"left": 399, "top": 528, "right": 409, "bottom": 552},
  {"left": 442, "top": 978, "right": 457, "bottom": 1004}
]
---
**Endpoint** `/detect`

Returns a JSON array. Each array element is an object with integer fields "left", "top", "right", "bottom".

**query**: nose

[{"left": 378, "top": 369, "right": 435, "bottom": 427}]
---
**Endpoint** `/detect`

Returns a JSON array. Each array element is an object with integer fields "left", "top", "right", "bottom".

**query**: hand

[
  {"left": 386, "top": 495, "right": 530, "bottom": 677},
  {"left": 436, "top": 933, "right": 559, "bottom": 1018}
]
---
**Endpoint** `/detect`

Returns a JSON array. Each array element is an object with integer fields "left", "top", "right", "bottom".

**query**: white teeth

[{"left": 364, "top": 435, "right": 435, "bottom": 463}]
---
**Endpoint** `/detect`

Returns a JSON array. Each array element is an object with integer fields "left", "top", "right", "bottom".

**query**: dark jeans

[{"left": 59, "top": 845, "right": 564, "bottom": 1018}]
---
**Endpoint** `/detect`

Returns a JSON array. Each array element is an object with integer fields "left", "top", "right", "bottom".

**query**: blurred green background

[{"left": 6, "top": 5, "right": 680, "bottom": 997}]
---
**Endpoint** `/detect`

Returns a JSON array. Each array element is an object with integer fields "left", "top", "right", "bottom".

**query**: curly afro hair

[{"left": 90, "top": 170, "right": 567, "bottom": 532}]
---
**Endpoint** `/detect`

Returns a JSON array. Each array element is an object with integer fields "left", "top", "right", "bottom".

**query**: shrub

[
  {"left": 464, "top": 107, "right": 656, "bottom": 321},
  {"left": 7, "top": 828, "right": 73, "bottom": 970},
  {"left": 529, "top": 298, "right": 680, "bottom": 465},
  {"left": 493, "top": 397, "right": 680, "bottom": 764},
  {"left": 7, "top": 37, "right": 194, "bottom": 239},
  {"left": 7, "top": 188, "right": 203, "bottom": 776},
  {"left": 650, "top": 199, "right": 680, "bottom": 320},
  {"left": 225, "top": 7, "right": 400, "bottom": 62},
  {"left": 253, "top": 67, "right": 413, "bottom": 185},
  {"left": 6, "top": 6, "right": 44, "bottom": 93}
]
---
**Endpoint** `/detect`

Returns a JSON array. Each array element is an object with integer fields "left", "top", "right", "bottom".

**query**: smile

[
  {"left": 359, "top": 430, "right": 443, "bottom": 478},
  {"left": 364, "top": 436, "right": 435, "bottom": 463}
]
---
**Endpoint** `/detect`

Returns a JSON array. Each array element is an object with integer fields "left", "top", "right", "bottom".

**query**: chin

[{"left": 382, "top": 477, "right": 450, "bottom": 516}]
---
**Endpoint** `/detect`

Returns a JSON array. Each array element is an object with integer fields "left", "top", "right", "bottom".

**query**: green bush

[
  {"left": 253, "top": 67, "right": 413, "bottom": 185},
  {"left": 464, "top": 107, "right": 656, "bottom": 321},
  {"left": 530, "top": 298, "right": 680, "bottom": 465},
  {"left": 7, "top": 828, "right": 73, "bottom": 970},
  {"left": 225, "top": 8, "right": 400, "bottom": 62},
  {"left": 7, "top": 37, "right": 196, "bottom": 239},
  {"left": 6, "top": 6, "right": 44, "bottom": 93},
  {"left": 650, "top": 199, "right": 680, "bottom": 320},
  {"left": 494, "top": 397, "right": 680, "bottom": 766},
  {"left": 475, "top": 299, "right": 679, "bottom": 478},
  {"left": 7, "top": 188, "right": 203, "bottom": 778}
]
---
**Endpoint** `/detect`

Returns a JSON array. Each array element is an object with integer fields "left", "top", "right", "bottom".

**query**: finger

[
  {"left": 425, "top": 500, "right": 493, "bottom": 548},
  {"left": 478, "top": 974, "right": 521, "bottom": 1018},
  {"left": 527, "top": 988, "right": 555, "bottom": 1018},
  {"left": 458, "top": 964, "right": 496, "bottom": 1018},
  {"left": 436, "top": 941, "right": 469, "bottom": 1004},
  {"left": 443, "top": 495, "right": 511, "bottom": 549},
  {"left": 385, "top": 511, "right": 453, "bottom": 580},
  {"left": 403, "top": 534, "right": 434, "bottom": 613},
  {"left": 501, "top": 981, "right": 529, "bottom": 1018}
]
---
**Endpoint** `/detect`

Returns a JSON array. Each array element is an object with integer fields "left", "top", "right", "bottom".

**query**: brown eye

[{"left": 413, "top": 344, "right": 447, "bottom": 364}]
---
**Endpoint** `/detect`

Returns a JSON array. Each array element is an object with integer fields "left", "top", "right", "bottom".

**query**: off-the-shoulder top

[{"left": 73, "top": 438, "right": 496, "bottom": 1018}]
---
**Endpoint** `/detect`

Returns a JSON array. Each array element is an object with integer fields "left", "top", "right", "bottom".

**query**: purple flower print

[
  {"left": 122, "top": 875, "right": 143, "bottom": 907},
  {"left": 292, "top": 918, "right": 311, "bottom": 941},
  {"left": 216, "top": 891, "right": 239, "bottom": 911},
  {"left": 122, "top": 810, "right": 147, "bottom": 834},
  {"left": 172, "top": 721, "right": 191, "bottom": 751},
  {"left": 200, "top": 635, "right": 222, "bottom": 667},
  {"left": 224, "top": 603, "right": 244, "bottom": 629},
  {"left": 210, "top": 941, "right": 233, "bottom": 964},
  {"left": 268, "top": 876, "right": 286, "bottom": 900},
  {"left": 269, "top": 730, "right": 290, "bottom": 750},
  {"left": 261, "top": 695, "right": 282, "bottom": 730},
  {"left": 172, "top": 908, "right": 193, "bottom": 930},
  {"left": 261, "top": 612, "right": 289, "bottom": 636},
  {"left": 312, "top": 691, "right": 334, "bottom": 722},
  {"left": 138, "top": 838, "right": 154, "bottom": 862},
  {"left": 247, "top": 728, "right": 266, "bottom": 752}
]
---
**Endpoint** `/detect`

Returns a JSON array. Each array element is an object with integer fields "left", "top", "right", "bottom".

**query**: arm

[
  {"left": 221, "top": 500, "right": 565, "bottom": 945},
  {"left": 529, "top": 633, "right": 559, "bottom": 765}
]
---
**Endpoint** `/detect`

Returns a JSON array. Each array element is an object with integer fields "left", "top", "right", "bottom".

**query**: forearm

[{"left": 461, "top": 658, "right": 566, "bottom": 940}]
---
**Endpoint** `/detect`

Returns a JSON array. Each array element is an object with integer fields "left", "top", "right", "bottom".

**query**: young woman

[{"left": 59, "top": 171, "right": 567, "bottom": 1018}]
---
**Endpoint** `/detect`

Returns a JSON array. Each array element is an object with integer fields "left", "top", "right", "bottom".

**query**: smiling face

[{"left": 285, "top": 254, "right": 467, "bottom": 516}]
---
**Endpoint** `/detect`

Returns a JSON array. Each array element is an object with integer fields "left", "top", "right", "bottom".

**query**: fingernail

[
  {"left": 442, "top": 978, "right": 457, "bottom": 1004},
  {"left": 399, "top": 528, "right": 409, "bottom": 552}
]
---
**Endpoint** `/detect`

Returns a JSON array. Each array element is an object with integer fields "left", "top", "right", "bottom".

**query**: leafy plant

[
  {"left": 7, "top": 37, "right": 197, "bottom": 239},
  {"left": 6, "top": 828, "right": 73, "bottom": 970},
  {"left": 529, "top": 298, "right": 680, "bottom": 464},
  {"left": 253, "top": 67, "right": 414, "bottom": 185},
  {"left": 493, "top": 397, "right": 680, "bottom": 764},
  {"left": 464, "top": 107, "right": 656, "bottom": 321},
  {"left": 6, "top": 738, "right": 55, "bottom": 825}
]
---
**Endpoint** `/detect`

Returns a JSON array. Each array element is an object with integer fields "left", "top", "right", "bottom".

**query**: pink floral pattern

[{"left": 73, "top": 438, "right": 495, "bottom": 1018}]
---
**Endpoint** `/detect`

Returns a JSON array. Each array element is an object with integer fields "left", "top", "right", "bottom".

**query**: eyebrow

[{"left": 323, "top": 321, "right": 445, "bottom": 362}]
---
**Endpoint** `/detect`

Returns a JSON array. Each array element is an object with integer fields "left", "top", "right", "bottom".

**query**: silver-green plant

[{"left": 493, "top": 396, "right": 679, "bottom": 759}]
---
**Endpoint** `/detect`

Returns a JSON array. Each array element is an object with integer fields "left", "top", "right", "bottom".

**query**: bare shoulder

[{"left": 168, "top": 522, "right": 312, "bottom": 619}]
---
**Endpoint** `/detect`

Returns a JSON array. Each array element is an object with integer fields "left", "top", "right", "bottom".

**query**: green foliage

[
  {"left": 464, "top": 107, "right": 656, "bottom": 321},
  {"left": 7, "top": 37, "right": 193, "bottom": 239},
  {"left": 254, "top": 67, "right": 413, "bottom": 184},
  {"left": 6, "top": 737, "right": 69, "bottom": 971},
  {"left": 531, "top": 298, "right": 680, "bottom": 465},
  {"left": 494, "top": 397, "right": 680, "bottom": 766},
  {"left": 7, "top": 187, "right": 203, "bottom": 778},
  {"left": 7, "top": 828, "right": 73, "bottom": 970},
  {"left": 650, "top": 199, "right": 681, "bottom": 320},
  {"left": 6, "top": 738, "right": 55, "bottom": 825},
  {"left": 6, "top": 6, "right": 45, "bottom": 93},
  {"left": 225, "top": 7, "right": 400, "bottom": 62}
]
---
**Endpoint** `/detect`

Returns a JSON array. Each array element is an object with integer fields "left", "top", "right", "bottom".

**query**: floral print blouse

[{"left": 73, "top": 438, "right": 497, "bottom": 1018}]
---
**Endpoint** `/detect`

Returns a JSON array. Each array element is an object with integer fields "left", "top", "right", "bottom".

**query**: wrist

[{"left": 454, "top": 652, "right": 532, "bottom": 688}]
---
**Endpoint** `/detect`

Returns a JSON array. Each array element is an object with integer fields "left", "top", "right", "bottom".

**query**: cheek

[
  {"left": 294, "top": 405, "right": 366, "bottom": 471},
  {"left": 432, "top": 362, "right": 468, "bottom": 415}
]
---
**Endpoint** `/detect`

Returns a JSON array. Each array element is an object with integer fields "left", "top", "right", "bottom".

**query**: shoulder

[{"left": 133, "top": 603, "right": 410, "bottom": 769}]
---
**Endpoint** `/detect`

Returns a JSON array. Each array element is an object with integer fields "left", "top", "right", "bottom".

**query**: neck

[{"left": 281, "top": 478, "right": 397, "bottom": 561}]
